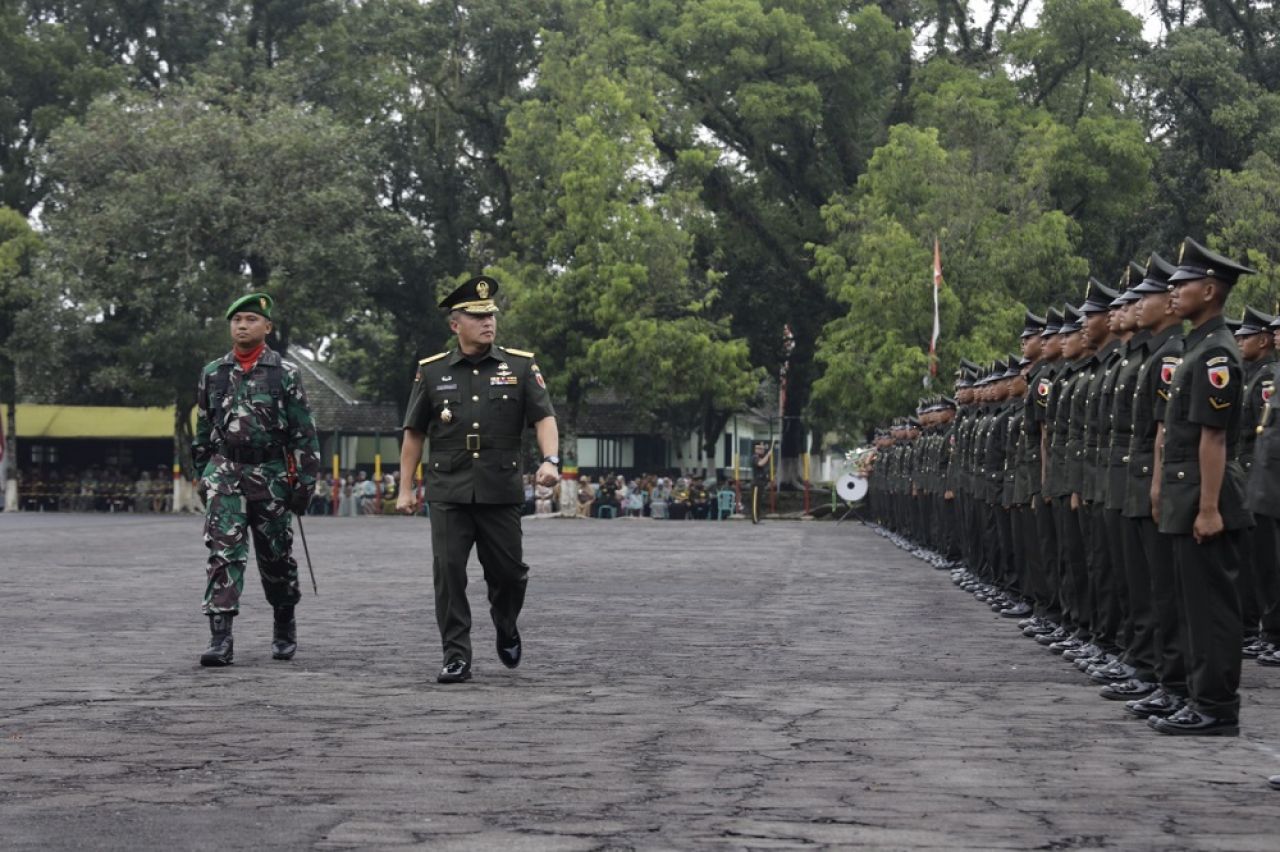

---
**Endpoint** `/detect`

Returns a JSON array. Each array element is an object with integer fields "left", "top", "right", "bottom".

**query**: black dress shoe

[
  {"left": 1001, "top": 602, "right": 1033, "bottom": 618},
  {"left": 437, "top": 659, "right": 472, "bottom": 684},
  {"left": 1269, "top": 775, "right": 1280, "bottom": 791},
  {"left": 1100, "top": 679, "right": 1156, "bottom": 701},
  {"left": 1125, "top": 689, "right": 1183, "bottom": 719},
  {"left": 496, "top": 624, "right": 522, "bottom": 669},
  {"left": 1151, "top": 708, "right": 1239, "bottom": 737},
  {"left": 1258, "top": 648, "right": 1280, "bottom": 667}
]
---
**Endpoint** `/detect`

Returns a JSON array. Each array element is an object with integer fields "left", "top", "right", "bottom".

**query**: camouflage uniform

[{"left": 193, "top": 348, "right": 321, "bottom": 614}]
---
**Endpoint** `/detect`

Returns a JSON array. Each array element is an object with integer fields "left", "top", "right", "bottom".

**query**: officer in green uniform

[
  {"left": 193, "top": 292, "right": 321, "bottom": 667},
  {"left": 397, "top": 276, "right": 560, "bottom": 684},
  {"left": 1251, "top": 312, "right": 1280, "bottom": 667},
  {"left": 1148, "top": 238, "right": 1256, "bottom": 736},
  {"left": 1234, "top": 306, "right": 1277, "bottom": 656}
]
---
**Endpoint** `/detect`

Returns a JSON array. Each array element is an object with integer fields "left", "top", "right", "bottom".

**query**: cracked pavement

[{"left": 2, "top": 512, "right": 1279, "bottom": 850}]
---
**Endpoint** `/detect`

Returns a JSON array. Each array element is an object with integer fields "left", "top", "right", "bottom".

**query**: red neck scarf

[{"left": 234, "top": 342, "right": 266, "bottom": 373}]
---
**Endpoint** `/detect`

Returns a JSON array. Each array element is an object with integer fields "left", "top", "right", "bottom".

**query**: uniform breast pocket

[
  {"left": 436, "top": 395, "right": 460, "bottom": 418},
  {"left": 488, "top": 387, "right": 520, "bottom": 404}
]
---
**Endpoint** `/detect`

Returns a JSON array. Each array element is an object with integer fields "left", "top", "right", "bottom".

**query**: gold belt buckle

[{"left": 466, "top": 434, "right": 480, "bottom": 451}]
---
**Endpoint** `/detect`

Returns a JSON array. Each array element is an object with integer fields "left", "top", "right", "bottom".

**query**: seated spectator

[
  {"left": 649, "top": 476, "right": 670, "bottom": 519},
  {"left": 596, "top": 472, "right": 620, "bottom": 518},
  {"left": 577, "top": 476, "right": 596, "bottom": 518},
  {"left": 523, "top": 474, "right": 536, "bottom": 516},
  {"left": 134, "top": 470, "right": 152, "bottom": 513},
  {"left": 535, "top": 480, "right": 555, "bottom": 515},
  {"left": 382, "top": 473, "right": 398, "bottom": 515},
  {"left": 668, "top": 477, "right": 691, "bottom": 520},
  {"left": 339, "top": 474, "right": 358, "bottom": 516},
  {"left": 310, "top": 478, "right": 331, "bottom": 516},
  {"left": 151, "top": 466, "right": 170, "bottom": 513},
  {"left": 689, "top": 479, "right": 711, "bottom": 519},
  {"left": 623, "top": 480, "right": 645, "bottom": 517}
]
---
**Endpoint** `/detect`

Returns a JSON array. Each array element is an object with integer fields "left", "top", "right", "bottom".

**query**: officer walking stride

[
  {"left": 398, "top": 276, "right": 560, "bottom": 684},
  {"left": 193, "top": 293, "right": 321, "bottom": 667}
]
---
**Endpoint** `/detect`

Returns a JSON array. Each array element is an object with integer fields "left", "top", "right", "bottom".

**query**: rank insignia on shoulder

[
  {"left": 501, "top": 347, "right": 535, "bottom": 358},
  {"left": 419, "top": 352, "right": 448, "bottom": 365},
  {"left": 1208, "top": 365, "right": 1230, "bottom": 388},
  {"left": 1208, "top": 397, "right": 1232, "bottom": 410}
]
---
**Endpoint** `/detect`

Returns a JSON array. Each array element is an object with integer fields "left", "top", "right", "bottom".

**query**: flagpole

[{"left": 930, "top": 238, "right": 942, "bottom": 379}]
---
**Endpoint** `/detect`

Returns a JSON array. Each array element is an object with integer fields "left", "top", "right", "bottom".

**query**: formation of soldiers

[{"left": 867, "top": 237, "right": 1280, "bottom": 738}]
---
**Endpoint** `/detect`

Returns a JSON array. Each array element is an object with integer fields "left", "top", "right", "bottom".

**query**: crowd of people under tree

[{"left": 11, "top": 466, "right": 749, "bottom": 519}]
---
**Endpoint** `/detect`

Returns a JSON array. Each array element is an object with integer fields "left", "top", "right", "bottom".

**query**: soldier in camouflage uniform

[{"left": 192, "top": 293, "right": 321, "bottom": 667}]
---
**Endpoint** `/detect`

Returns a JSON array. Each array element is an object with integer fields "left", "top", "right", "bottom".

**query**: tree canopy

[{"left": 8, "top": 0, "right": 1280, "bottom": 467}]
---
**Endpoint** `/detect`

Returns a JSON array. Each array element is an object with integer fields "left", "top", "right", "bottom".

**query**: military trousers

[
  {"left": 1171, "top": 531, "right": 1244, "bottom": 719},
  {"left": 1256, "top": 515, "right": 1280, "bottom": 645},
  {"left": 1140, "top": 517, "right": 1187, "bottom": 697},
  {"left": 1054, "top": 498, "right": 1087, "bottom": 632},
  {"left": 1118, "top": 516, "right": 1158, "bottom": 682},
  {"left": 1033, "top": 497, "right": 1060, "bottom": 621},
  {"left": 428, "top": 501, "right": 529, "bottom": 666},
  {"left": 202, "top": 489, "right": 300, "bottom": 614},
  {"left": 1244, "top": 515, "right": 1279, "bottom": 641}
]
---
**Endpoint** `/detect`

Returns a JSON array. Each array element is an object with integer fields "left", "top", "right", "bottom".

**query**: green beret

[{"left": 225, "top": 292, "right": 274, "bottom": 320}]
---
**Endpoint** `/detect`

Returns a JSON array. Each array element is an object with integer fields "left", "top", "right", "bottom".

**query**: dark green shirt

[
  {"left": 404, "top": 345, "right": 556, "bottom": 504},
  {"left": 1157, "top": 315, "right": 1252, "bottom": 535}
]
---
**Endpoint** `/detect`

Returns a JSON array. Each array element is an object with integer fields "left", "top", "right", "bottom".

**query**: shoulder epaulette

[
  {"left": 501, "top": 346, "right": 535, "bottom": 358},
  {"left": 418, "top": 352, "right": 449, "bottom": 365}
]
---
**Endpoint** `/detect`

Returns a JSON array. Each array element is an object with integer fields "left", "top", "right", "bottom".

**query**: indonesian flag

[{"left": 930, "top": 238, "right": 942, "bottom": 376}]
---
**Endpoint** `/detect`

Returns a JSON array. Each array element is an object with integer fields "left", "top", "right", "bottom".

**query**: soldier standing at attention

[
  {"left": 1234, "top": 306, "right": 1277, "bottom": 657},
  {"left": 1148, "top": 238, "right": 1256, "bottom": 736},
  {"left": 397, "top": 276, "right": 560, "bottom": 684},
  {"left": 193, "top": 293, "right": 321, "bottom": 667}
]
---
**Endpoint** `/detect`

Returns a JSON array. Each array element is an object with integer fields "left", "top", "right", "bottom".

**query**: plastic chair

[
  {"left": 597, "top": 505, "right": 617, "bottom": 519},
  {"left": 711, "top": 490, "right": 735, "bottom": 520}
]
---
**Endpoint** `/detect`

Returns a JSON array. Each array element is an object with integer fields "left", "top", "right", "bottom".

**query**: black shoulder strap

[{"left": 209, "top": 362, "right": 284, "bottom": 424}]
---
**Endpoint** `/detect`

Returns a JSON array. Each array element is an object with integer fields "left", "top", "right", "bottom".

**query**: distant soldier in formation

[
  {"left": 867, "top": 237, "right": 1280, "bottom": 740},
  {"left": 193, "top": 293, "right": 321, "bottom": 667}
]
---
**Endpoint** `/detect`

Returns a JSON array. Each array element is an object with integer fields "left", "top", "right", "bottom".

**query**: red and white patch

[
  {"left": 1036, "top": 378, "right": 1051, "bottom": 397},
  {"left": 1160, "top": 363, "right": 1177, "bottom": 384},
  {"left": 1208, "top": 365, "right": 1230, "bottom": 389},
  {"left": 535, "top": 372, "right": 545, "bottom": 389},
  {"left": 1263, "top": 382, "right": 1275, "bottom": 404}
]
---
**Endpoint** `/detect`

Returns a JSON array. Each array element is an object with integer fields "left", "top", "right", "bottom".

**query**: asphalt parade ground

[{"left": 3, "top": 512, "right": 1280, "bottom": 851}]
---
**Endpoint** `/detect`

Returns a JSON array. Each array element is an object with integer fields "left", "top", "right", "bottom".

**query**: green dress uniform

[
  {"left": 1156, "top": 313, "right": 1251, "bottom": 724},
  {"left": 1247, "top": 352, "right": 1280, "bottom": 654},
  {"left": 1235, "top": 308, "right": 1277, "bottom": 647},
  {"left": 403, "top": 277, "right": 557, "bottom": 672},
  {"left": 1151, "top": 239, "right": 1259, "bottom": 733}
]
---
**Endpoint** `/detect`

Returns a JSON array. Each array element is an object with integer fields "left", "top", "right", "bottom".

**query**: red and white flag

[{"left": 930, "top": 238, "right": 942, "bottom": 376}]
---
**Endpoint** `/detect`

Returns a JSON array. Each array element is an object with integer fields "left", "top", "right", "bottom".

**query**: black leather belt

[
  {"left": 432, "top": 435, "right": 522, "bottom": 451},
  {"left": 217, "top": 445, "right": 282, "bottom": 464}
]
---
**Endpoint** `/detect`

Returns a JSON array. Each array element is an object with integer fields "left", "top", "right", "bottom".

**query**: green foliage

[
  {"left": 33, "top": 76, "right": 379, "bottom": 423},
  {"left": 11, "top": 0, "right": 1280, "bottom": 462}
]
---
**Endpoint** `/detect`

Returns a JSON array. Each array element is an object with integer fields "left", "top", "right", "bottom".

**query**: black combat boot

[
  {"left": 271, "top": 606, "right": 297, "bottom": 660},
  {"left": 200, "top": 612, "right": 235, "bottom": 667}
]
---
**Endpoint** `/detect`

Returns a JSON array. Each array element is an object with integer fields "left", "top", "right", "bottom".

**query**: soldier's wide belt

[
  {"left": 216, "top": 445, "right": 282, "bottom": 465},
  {"left": 432, "top": 435, "right": 522, "bottom": 451}
]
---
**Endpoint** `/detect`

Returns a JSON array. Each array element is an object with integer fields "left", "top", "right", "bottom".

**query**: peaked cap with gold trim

[{"left": 440, "top": 275, "right": 501, "bottom": 314}]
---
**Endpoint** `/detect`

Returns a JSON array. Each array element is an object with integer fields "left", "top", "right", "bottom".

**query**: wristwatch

[{"left": 542, "top": 455, "right": 561, "bottom": 466}]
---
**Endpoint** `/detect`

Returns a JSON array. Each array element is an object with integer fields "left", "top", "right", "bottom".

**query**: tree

[
  {"left": 0, "top": 205, "right": 42, "bottom": 483},
  {"left": 496, "top": 2, "right": 759, "bottom": 466},
  {"left": 809, "top": 121, "right": 1089, "bottom": 437},
  {"left": 33, "top": 75, "right": 380, "bottom": 474}
]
